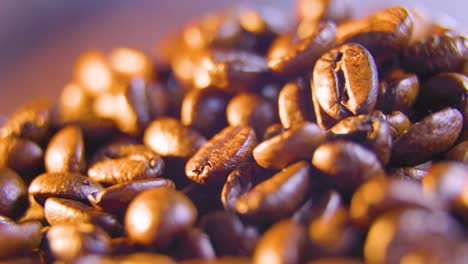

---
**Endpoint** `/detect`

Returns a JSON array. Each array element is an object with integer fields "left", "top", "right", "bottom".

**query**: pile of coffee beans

[{"left": 1, "top": 1, "right": 468, "bottom": 263}]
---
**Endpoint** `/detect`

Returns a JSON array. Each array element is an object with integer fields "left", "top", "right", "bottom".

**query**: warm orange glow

[
  {"left": 297, "top": 0, "right": 327, "bottom": 21},
  {"left": 240, "top": 9, "right": 265, "bottom": 33},
  {"left": 109, "top": 48, "right": 153, "bottom": 80},
  {"left": 364, "top": 216, "right": 395, "bottom": 264},
  {"left": 400, "top": 252, "right": 425, "bottom": 264},
  {"left": 350, "top": 179, "right": 385, "bottom": 222},
  {"left": 183, "top": 26, "right": 205, "bottom": 49},
  {"left": 61, "top": 83, "right": 85, "bottom": 109},
  {"left": 296, "top": 20, "right": 318, "bottom": 40},
  {"left": 75, "top": 51, "right": 113, "bottom": 96}
]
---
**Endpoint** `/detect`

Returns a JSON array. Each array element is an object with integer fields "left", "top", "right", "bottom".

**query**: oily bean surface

[
  {"left": 278, "top": 78, "right": 314, "bottom": 129},
  {"left": 0, "top": 167, "right": 28, "bottom": 219},
  {"left": 45, "top": 125, "right": 85, "bottom": 173}
]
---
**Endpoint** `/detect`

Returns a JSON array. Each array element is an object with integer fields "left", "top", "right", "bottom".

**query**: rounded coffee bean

[
  {"left": 254, "top": 122, "right": 325, "bottom": 169},
  {"left": 186, "top": 126, "right": 257, "bottom": 185},
  {"left": 312, "top": 43, "right": 378, "bottom": 125},
  {"left": 446, "top": 140, "right": 468, "bottom": 163},
  {"left": 262, "top": 123, "right": 284, "bottom": 140},
  {"left": 370, "top": 110, "right": 411, "bottom": 139},
  {"left": 45, "top": 125, "right": 85, "bottom": 173},
  {"left": 0, "top": 167, "right": 28, "bottom": 219},
  {"left": 0, "top": 136, "right": 43, "bottom": 175},
  {"left": 253, "top": 219, "right": 307, "bottom": 264},
  {"left": 377, "top": 69, "right": 419, "bottom": 113},
  {"left": 88, "top": 178, "right": 175, "bottom": 215},
  {"left": 391, "top": 108, "right": 463, "bottom": 166},
  {"left": 312, "top": 140, "right": 384, "bottom": 195},
  {"left": 29, "top": 172, "right": 103, "bottom": 205},
  {"left": 125, "top": 187, "right": 197, "bottom": 248},
  {"left": 278, "top": 78, "right": 314, "bottom": 129},
  {"left": 0, "top": 219, "right": 43, "bottom": 258},
  {"left": 235, "top": 161, "right": 310, "bottom": 222},
  {"left": 171, "top": 228, "right": 216, "bottom": 261}
]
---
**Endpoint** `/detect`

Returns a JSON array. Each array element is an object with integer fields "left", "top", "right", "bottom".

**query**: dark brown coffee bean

[
  {"left": 297, "top": 0, "right": 351, "bottom": 23},
  {"left": 312, "top": 43, "right": 378, "bottom": 127},
  {"left": 226, "top": 93, "right": 276, "bottom": 136},
  {"left": 266, "top": 22, "right": 336, "bottom": 76},
  {"left": 0, "top": 168, "right": 28, "bottom": 219},
  {"left": 0, "top": 252, "right": 45, "bottom": 264},
  {"left": 125, "top": 187, "right": 197, "bottom": 248},
  {"left": 350, "top": 176, "right": 442, "bottom": 228},
  {"left": 108, "top": 48, "right": 154, "bottom": 81},
  {"left": 171, "top": 228, "right": 216, "bottom": 261},
  {"left": 221, "top": 162, "right": 270, "bottom": 211},
  {"left": 364, "top": 208, "right": 465, "bottom": 264},
  {"left": 146, "top": 81, "right": 170, "bottom": 118},
  {"left": 278, "top": 78, "right": 315, "bottom": 129},
  {"left": 186, "top": 126, "right": 256, "bottom": 184},
  {"left": 178, "top": 257, "right": 252, "bottom": 264},
  {"left": 262, "top": 123, "right": 284, "bottom": 140},
  {"left": 0, "top": 99, "right": 51, "bottom": 142},
  {"left": 388, "top": 161, "right": 432, "bottom": 182},
  {"left": 143, "top": 117, "right": 206, "bottom": 158},
  {"left": 402, "top": 32, "right": 468, "bottom": 76},
  {"left": 370, "top": 110, "right": 411, "bottom": 140},
  {"left": 235, "top": 161, "right": 310, "bottom": 222},
  {"left": 53, "top": 114, "right": 119, "bottom": 141},
  {"left": 46, "top": 223, "right": 111, "bottom": 262},
  {"left": 0, "top": 136, "right": 43, "bottom": 176},
  {"left": 377, "top": 69, "right": 419, "bottom": 112},
  {"left": 44, "top": 197, "right": 122, "bottom": 236},
  {"left": 29, "top": 172, "right": 103, "bottom": 205},
  {"left": 91, "top": 143, "right": 155, "bottom": 162},
  {"left": 199, "top": 211, "right": 259, "bottom": 256},
  {"left": 446, "top": 140, "right": 468, "bottom": 163},
  {"left": 307, "top": 258, "right": 363, "bottom": 264},
  {"left": 181, "top": 87, "right": 230, "bottom": 137},
  {"left": 253, "top": 122, "right": 325, "bottom": 169},
  {"left": 391, "top": 108, "right": 463, "bottom": 166},
  {"left": 45, "top": 125, "right": 85, "bottom": 173},
  {"left": 253, "top": 219, "right": 307, "bottom": 264},
  {"left": 0, "top": 219, "right": 42, "bottom": 258},
  {"left": 88, "top": 178, "right": 175, "bottom": 215},
  {"left": 73, "top": 253, "right": 176, "bottom": 264},
  {"left": 328, "top": 115, "right": 392, "bottom": 165},
  {"left": 312, "top": 140, "right": 384, "bottom": 195}
]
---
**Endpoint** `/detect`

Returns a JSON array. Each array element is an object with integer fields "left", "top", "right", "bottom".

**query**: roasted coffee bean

[
  {"left": 0, "top": 219, "right": 42, "bottom": 258},
  {"left": 108, "top": 48, "right": 154, "bottom": 81},
  {"left": 262, "top": 123, "right": 284, "bottom": 140},
  {"left": 88, "top": 178, "right": 175, "bottom": 215},
  {"left": 350, "top": 176, "right": 441, "bottom": 228},
  {"left": 18, "top": 196, "right": 46, "bottom": 224},
  {"left": 199, "top": 211, "right": 259, "bottom": 256},
  {"left": 226, "top": 93, "right": 276, "bottom": 136},
  {"left": 44, "top": 197, "right": 122, "bottom": 235},
  {"left": 73, "top": 253, "right": 176, "bottom": 264},
  {"left": 109, "top": 237, "right": 139, "bottom": 254},
  {"left": 328, "top": 115, "right": 392, "bottom": 165},
  {"left": 181, "top": 87, "right": 230, "bottom": 137},
  {"left": 0, "top": 168, "right": 28, "bottom": 219},
  {"left": 391, "top": 107, "right": 463, "bottom": 166},
  {"left": 53, "top": 114, "right": 119, "bottom": 141},
  {"left": 0, "top": 136, "right": 43, "bottom": 176},
  {"left": 183, "top": 183, "right": 224, "bottom": 216},
  {"left": 336, "top": 7, "right": 413, "bottom": 60},
  {"left": 221, "top": 162, "right": 270, "bottom": 211},
  {"left": 235, "top": 161, "right": 310, "bottom": 223},
  {"left": 143, "top": 117, "right": 206, "bottom": 158},
  {"left": 186, "top": 126, "right": 256, "bottom": 184},
  {"left": 45, "top": 223, "right": 111, "bottom": 262},
  {"left": 402, "top": 32, "right": 468, "bottom": 76},
  {"left": 125, "top": 187, "right": 197, "bottom": 248},
  {"left": 0, "top": 100, "right": 51, "bottom": 142},
  {"left": 29, "top": 172, "right": 103, "bottom": 205},
  {"left": 278, "top": 78, "right": 314, "bottom": 129},
  {"left": 446, "top": 140, "right": 468, "bottom": 163},
  {"left": 377, "top": 69, "right": 419, "bottom": 113},
  {"left": 370, "top": 110, "right": 411, "bottom": 139},
  {"left": 296, "top": 0, "right": 351, "bottom": 23},
  {"left": 146, "top": 81, "right": 170, "bottom": 118},
  {"left": 178, "top": 257, "right": 252, "bottom": 264},
  {"left": 0, "top": 252, "right": 45, "bottom": 264},
  {"left": 266, "top": 22, "right": 336, "bottom": 76},
  {"left": 253, "top": 122, "right": 325, "bottom": 169},
  {"left": 312, "top": 140, "right": 384, "bottom": 195},
  {"left": 388, "top": 161, "right": 432, "bottom": 182},
  {"left": 364, "top": 208, "right": 465, "bottom": 264},
  {"left": 253, "top": 219, "right": 307, "bottom": 264},
  {"left": 306, "top": 258, "right": 363, "bottom": 264},
  {"left": 90, "top": 142, "right": 154, "bottom": 162},
  {"left": 45, "top": 125, "right": 85, "bottom": 173},
  {"left": 312, "top": 43, "right": 378, "bottom": 128},
  {"left": 171, "top": 228, "right": 216, "bottom": 260}
]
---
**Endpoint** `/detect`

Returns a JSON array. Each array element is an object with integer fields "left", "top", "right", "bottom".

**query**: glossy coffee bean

[
  {"left": 391, "top": 108, "right": 463, "bottom": 166},
  {"left": 312, "top": 140, "right": 384, "bottom": 195},
  {"left": 226, "top": 93, "right": 276, "bottom": 136},
  {"left": 388, "top": 161, "right": 432, "bottom": 182},
  {"left": 266, "top": 21, "right": 336, "bottom": 76},
  {"left": 88, "top": 178, "right": 175, "bottom": 215},
  {"left": 171, "top": 228, "right": 216, "bottom": 260},
  {"left": 312, "top": 43, "right": 378, "bottom": 127},
  {"left": 73, "top": 253, "right": 176, "bottom": 264},
  {"left": 235, "top": 161, "right": 310, "bottom": 222},
  {"left": 0, "top": 219, "right": 43, "bottom": 258},
  {"left": 45, "top": 125, "right": 85, "bottom": 173},
  {"left": 278, "top": 78, "right": 314, "bottom": 129},
  {"left": 45, "top": 223, "right": 111, "bottom": 262},
  {"left": 199, "top": 211, "right": 259, "bottom": 256},
  {"left": 0, "top": 136, "right": 43, "bottom": 176},
  {"left": 0, "top": 167, "right": 28, "bottom": 219},
  {"left": 125, "top": 187, "right": 197, "bottom": 248},
  {"left": 446, "top": 140, "right": 468, "bottom": 163},
  {"left": 377, "top": 69, "right": 419, "bottom": 113},
  {"left": 328, "top": 115, "right": 392, "bottom": 165},
  {"left": 181, "top": 87, "right": 230, "bottom": 137},
  {"left": 143, "top": 117, "right": 206, "bottom": 158},
  {"left": 253, "top": 219, "right": 307, "bottom": 264},
  {"left": 186, "top": 126, "right": 256, "bottom": 184},
  {"left": 44, "top": 197, "right": 122, "bottom": 235},
  {"left": 29, "top": 172, "right": 103, "bottom": 205},
  {"left": 262, "top": 123, "right": 284, "bottom": 140},
  {"left": 370, "top": 110, "right": 411, "bottom": 140},
  {"left": 253, "top": 122, "right": 325, "bottom": 169}
]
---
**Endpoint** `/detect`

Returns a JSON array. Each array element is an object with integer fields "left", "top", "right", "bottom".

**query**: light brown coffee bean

[{"left": 45, "top": 125, "right": 85, "bottom": 173}]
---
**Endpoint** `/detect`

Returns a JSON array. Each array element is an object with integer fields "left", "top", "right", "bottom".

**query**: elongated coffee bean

[
  {"left": 186, "top": 126, "right": 257, "bottom": 184},
  {"left": 0, "top": 219, "right": 43, "bottom": 259},
  {"left": 0, "top": 136, "right": 43, "bottom": 175},
  {"left": 278, "top": 78, "right": 314, "bottom": 129},
  {"left": 45, "top": 125, "right": 85, "bottom": 173},
  {"left": 0, "top": 168, "right": 28, "bottom": 219}
]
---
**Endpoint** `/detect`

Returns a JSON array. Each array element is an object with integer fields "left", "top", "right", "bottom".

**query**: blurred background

[{"left": 0, "top": 0, "right": 466, "bottom": 115}]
